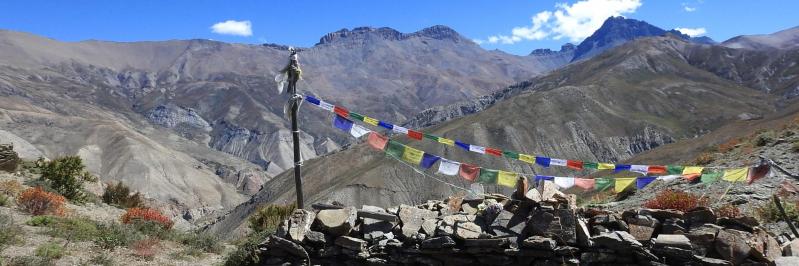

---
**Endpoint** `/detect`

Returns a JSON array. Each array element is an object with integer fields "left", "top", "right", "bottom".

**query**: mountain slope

[
  {"left": 205, "top": 36, "right": 775, "bottom": 236},
  {"left": 722, "top": 26, "right": 799, "bottom": 50}
]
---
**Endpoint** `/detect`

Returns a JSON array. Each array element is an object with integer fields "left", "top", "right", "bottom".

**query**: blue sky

[{"left": 0, "top": 0, "right": 796, "bottom": 55}]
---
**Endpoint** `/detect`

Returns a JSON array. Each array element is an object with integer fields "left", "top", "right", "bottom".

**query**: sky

[{"left": 0, "top": 0, "right": 797, "bottom": 55}]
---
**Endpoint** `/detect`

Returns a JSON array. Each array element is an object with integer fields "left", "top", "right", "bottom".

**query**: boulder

[
  {"left": 462, "top": 201, "right": 479, "bottom": 215},
  {"left": 259, "top": 235, "right": 310, "bottom": 262},
  {"left": 642, "top": 208, "right": 684, "bottom": 221},
  {"left": 784, "top": 239, "right": 799, "bottom": 256},
  {"left": 303, "top": 231, "right": 327, "bottom": 246},
  {"left": 539, "top": 181, "right": 560, "bottom": 202},
  {"left": 315, "top": 207, "right": 357, "bottom": 236},
  {"left": 714, "top": 229, "right": 753, "bottom": 265},
  {"left": 463, "top": 238, "right": 510, "bottom": 248},
  {"left": 580, "top": 251, "right": 617, "bottom": 263},
  {"left": 287, "top": 209, "right": 315, "bottom": 242},
  {"left": 361, "top": 206, "right": 396, "bottom": 241},
  {"left": 398, "top": 204, "right": 438, "bottom": 239},
  {"left": 489, "top": 210, "right": 527, "bottom": 237},
  {"left": 576, "top": 218, "right": 593, "bottom": 247},
  {"left": 525, "top": 187, "right": 542, "bottom": 202},
  {"left": 454, "top": 221, "right": 482, "bottom": 240},
  {"left": 750, "top": 228, "right": 782, "bottom": 263},
  {"left": 694, "top": 255, "right": 733, "bottom": 266},
  {"left": 686, "top": 207, "right": 717, "bottom": 227},
  {"left": 655, "top": 234, "right": 692, "bottom": 250},
  {"left": 335, "top": 236, "right": 368, "bottom": 252},
  {"left": 661, "top": 218, "right": 687, "bottom": 234},
  {"left": 628, "top": 224, "right": 656, "bottom": 241},
  {"left": 421, "top": 236, "right": 456, "bottom": 249},
  {"left": 421, "top": 218, "right": 438, "bottom": 236},
  {"left": 522, "top": 236, "right": 557, "bottom": 251},
  {"left": 592, "top": 231, "right": 642, "bottom": 251},
  {"left": 687, "top": 223, "right": 722, "bottom": 256}
]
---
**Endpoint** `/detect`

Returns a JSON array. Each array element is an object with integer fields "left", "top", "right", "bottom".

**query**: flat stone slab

[
  {"left": 358, "top": 210, "right": 398, "bottom": 222},
  {"left": 655, "top": 234, "right": 692, "bottom": 249},
  {"left": 312, "top": 203, "right": 345, "bottom": 210},
  {"left": 335, "top": 236, "right": 368, "bottom": 252}
]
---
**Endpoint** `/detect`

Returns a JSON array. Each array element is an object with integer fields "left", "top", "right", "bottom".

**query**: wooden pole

[
  {"left": 773, "top": 194, "right": 799, "bottom": 238},
  {"left": 287, "top": 49, "right": 304, "bottom": 209}
]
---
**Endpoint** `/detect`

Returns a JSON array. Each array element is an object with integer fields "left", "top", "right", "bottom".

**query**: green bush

[
  {"left": 223, "top": 231, "right": 271, "bottom": 266},
  {"left": 0, "top": 194, "right": 8, "bottom": 206},
  {"left": 40, "top": 156, "right": 95, "bottom": 201},
  {"left": 35, "top": 242, "right": 65, "bottom": 260},
  {"left": 248, "top": 203, "right": 295, "bottom": 234},
  {"left": 757, "top": 198, "right": 799, "bottom": 223},
  {"left": 27, "top": 216, "right": 100, "bottom": 243},
  {"left": 178, "top": 231, "right": 223, "bottom": 254},
  {"left": 102, "top": 182, "right": 144, "bottom": 209},
  {"left": 1, "top": 213, "right": 23, "bottom": 251},
  {"left": 93, "top": 223, "right": 142, "bottom": 250},
  {"left": 753, "top": 131, "right": 775, "bottom": 147},
  {"left": 26, "top": 215, "right": 57, "bottom": 226}
]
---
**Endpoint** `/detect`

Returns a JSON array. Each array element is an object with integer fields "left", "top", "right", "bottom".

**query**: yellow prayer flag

[
  {"left": 722, "top": 168, "right": 749, "bottom": 182},
  {"left": 438, "top": 138, "right": 455, "bottom": 146},
  {"left": 497, "top": 171, "right": 518, "bottom": 188},
  {"left": 682, "top": 166, "right": 704, "bottom": 176},
  {"left": 401, "top": 146, "right": 424, "bottom": 164},
  {"left": 519, "top": 154, "right": 535, "bottom": 164},
  {"left": 363, "top": 116, "right": 379, "bottom": 126},
  {"left": 598, "top": 163, "right": 615, "bottom": 170},
  {"left": 615, "top": 178, "right": 636, "bottom": 193}
]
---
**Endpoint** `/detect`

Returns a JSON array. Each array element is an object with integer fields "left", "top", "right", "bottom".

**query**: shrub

[
  {"left": 16, "top": 187, "right": 66, "bottom": 216},
  {"left": 94, "top": 223, "right": 142, "bottom": 250},
  {"left": 0, "top": 194, "right": 8, "bottom": 207},
  {"left": 715, "top": 204, "right": 742, "bottom": 218},
  {"left": 102, "top": 182, "right": 144, "bottom": 209},
  {"left": 35, "top": 242, "right": 65, "bottom": 260},
  {"left": 6, "top": 256, "right": 50, "bottom": 266},
  {"left": 26, "top": 215, "right": 57, "bottom": 226},
  {"left": 248, "top": 203, "right": 295, "bottom": 233},
  {"left": 88, "top": 253, "right": 115, "bottom": 266},
  {"left": 43, "top": 217, "right": 99, "bottom": 242},
  {"left": 39, "top": 156, "right": 95, "bottom": 201},
  {"left": 753, "top": 131, "right": 775, "bottom": 147},
  {"left": 121, "top": 207, "right": 173, "bottom": 230},
  {"left": 693, "top": 152, "right": 715, "bottom": 165},
  {"left": 717, "top": 138, "right": 740, "bottom": 153},
  {"left": 1, "top": 213, "right": 23, "bottom": 251},
  {"left": 0, "top": 180, "right": 24, "bottom": 197},
  {"left": 643, "top": 189, "right": 707, "bottom": 212},
  {"left": 224, "top": 231, "right": 270, "bottom": 266},
  {"left": 172, "top": 231, "right": 223, "bottom": 254},
  {"left": 756, "top": 198, "right": 799, "bottom": 223},
  {"left": 131, "top": 238, "right": 160, "bottom": 260}
]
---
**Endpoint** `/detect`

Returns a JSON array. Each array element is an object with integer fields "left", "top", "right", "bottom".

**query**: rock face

[
  {"left": 314, "top": 207, "right": 357, "bottom": 236},
  {"left": 252, "top": 192, "right": 791, "bottom": 265},
  {"left": 0, "top": 144, "right": 19, "bottom": 172}
]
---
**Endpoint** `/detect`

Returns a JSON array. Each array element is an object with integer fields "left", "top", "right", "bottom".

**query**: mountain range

[{"left": 2, "top": 16, "right": 797, "bottom": 227}]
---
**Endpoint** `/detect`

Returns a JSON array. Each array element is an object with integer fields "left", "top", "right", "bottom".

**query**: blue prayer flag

[
  {"left": 333, "top": 115, "right": 353, "bottom": 132},
  {"left": 378, "top": 121, "right": 394, "bottom": 130},
  {"left": 455, "top": 141, "right": 470, "bottom": 151},
  {"left": 305, "top": 95, "right": 321, "bottom": 105},
  {"left": 636, "top": 177, "right": 657, "bottom": 189},
  {"left": 420, "top": 153, "right": 441, "bottom": 169},
  {"left": 535, "top": 157, "right": 551, "bottom": 167},
  {"left": 615, "top": 164, "right": 632, "bottom": 172},
  {"left": 534, "top": 175, "right": 554, "bottom": 183}
]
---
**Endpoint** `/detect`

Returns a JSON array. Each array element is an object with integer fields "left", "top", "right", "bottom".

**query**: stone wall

[{"left": 255, "top": 181, "right": 798, "bottom": 265}]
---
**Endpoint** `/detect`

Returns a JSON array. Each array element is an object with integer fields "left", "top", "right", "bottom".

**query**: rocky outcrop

[
  {"left": 254, "top": 180, "right": 793, "bottom": 265},
  {"left": 0, "top": 143, "right": 19, "bottom": 172}
]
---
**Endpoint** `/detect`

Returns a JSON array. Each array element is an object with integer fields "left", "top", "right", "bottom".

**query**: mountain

[
  {"left": 571, "top": 16, "right": 715, "bottom": 62},
  {"left": 0, "top": 26, "right": 567, "bottom": 219},
  {"left": 205, "top": 35, "right": 778, "bottom": 236},
  {"left": 722, "top": 26, "right": 799, "bottom": 50}
]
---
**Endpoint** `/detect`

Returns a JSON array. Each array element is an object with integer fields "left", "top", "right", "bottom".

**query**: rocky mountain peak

[
  {"left": 571, "top": 16, "right": 668, "bottom": 61},
  {"left": 411, "top": 25, "right": 464, "bottom": 42},
  {"left": 315, "top": 25, "right": 466, "bottom": 46},
  {"left": 529, "top": 43, "right": 576, "bottom": 56}
]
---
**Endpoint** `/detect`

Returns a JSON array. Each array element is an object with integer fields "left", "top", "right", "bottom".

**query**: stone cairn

[
  {"left": 257, "top": 180, "right": 796, "bottom": 265},
  {"left": 0, "top": 143, "right": 19, "bottom": 172}
]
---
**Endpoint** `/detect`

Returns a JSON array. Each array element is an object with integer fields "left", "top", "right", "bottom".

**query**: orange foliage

[
  {"left": 643, "top": 189, "right": 707, "bottom": 212},
  {"left": 715, "top": 204, "right": 742, "bottom": 218},
  {"left": 717, "top": 138, "right": 740, "bottom": 153},
  {"left": 131, "top": 238, "right": 160, "bottom": 260},
  {"left": 16, "top": 187, "right": 66, "bottom": 216},
  {"left": 121, "top": 208, "right": 173, "bottom": 229}
]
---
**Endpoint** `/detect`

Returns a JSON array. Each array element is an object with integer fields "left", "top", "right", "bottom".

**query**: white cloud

[
  {"left": 675, "top": 27, "right": 706, "bottom": 37},
  {"left": 479, "top": 0, "right": 642, "bottom": 45},
  {"left": 210, "top": 20, "right": 252, "bottom": 36},
  {"left": 683, "top": 6, "right": 697, "bottom": 12}
]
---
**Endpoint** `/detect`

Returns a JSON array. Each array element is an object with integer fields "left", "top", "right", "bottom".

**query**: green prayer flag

[
  {"left": 423, "top": 133, "right": 439, "bottom": 141},
  {"left": 595, "top": 178, "right": 612, "bottom": 191},
  {"left": 701, "top": 172, "right": 722, "bottom": 184},
  {"left": 583, "top": 162, "right": 598, "bottom": 169},
  {"left": 385, "top": 140, "right": 405, "bottom": 158},
  {"left": 502, "top": 151, "right": 519, "bottom": 159},
  {"left": 349, "top": 112, "right": 364, "bottom": 121},
  {"left": 478, "top": 168, "right": 498, "bottom": 184},
  {"left": 667, "top": 165, "right": 685, "bottom": 175}
]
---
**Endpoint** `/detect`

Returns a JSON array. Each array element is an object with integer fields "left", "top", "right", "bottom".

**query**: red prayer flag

[
  {"left": 683, "top": 173, "right": 701, "bottom": 182},
  {"left": 748, "top": 164, "right": 771, "bottom": 184},
  {"left": 459, "top": 163, "right": 480, "bottom": 182},
  {"left": 333, "top": 106, "right": 349, "bottom": 117},
  {"left": 366, "top": 132, "right": 388, "bottom": 150},
  {"left": 485, "top": 148, "right": 502, "bottom": 157},
  {"left": 648, "top": 165, "right": 667, "bottom": 174},
  {"left": 567, "top": 160, "right": 583, "bottom": 170},
  {"left": 407, "top": 130, "right": 423, "bottom": 140},
  {"left": 574, "top": 178, "right": 595, "bottom": 191}
]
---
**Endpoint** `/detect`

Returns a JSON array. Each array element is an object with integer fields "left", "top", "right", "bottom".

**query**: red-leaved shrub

[
  {"left": 715, "top": 204, "right": 742, "bottom": 218},
  {"left": 121, "top": 208, "right": 173, "bottom": 229},
  {"left": 16, "top": 187, "right": 66, "bottom": 216},
  {"left": 131, "top": 238, "right": 160, "bottom": 260},
  {"left": 643, "top": 189, "right": 707, "bottom": 212}
]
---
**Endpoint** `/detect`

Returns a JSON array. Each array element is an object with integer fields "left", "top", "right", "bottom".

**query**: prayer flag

[
  {"left": 519, "top": 154, "right": 535, "bottom": 164},
  {"left": 722, "top": 168, "right": 748, "bottom": 182},
  {"left": 595, "top": 178, "right": 613, "bottom": 191},
  {"left": 333, "top": 115, "right": 353, "bottom": 132},
  {"left": 554, "top": 177, "right": 575, "bottom": 190},
  {"left": 459, "top": 163, "right": 480, "bottom": 182},
  {"left": 401, "top": 146, "right": 424, "bottom": 164},
  {"left": 478, "top": 168, "right": 498, "bottom": 184},
  {"left": 631, "top": 165, "right": 649, "bottom": 174},
  {"left": 534, "top": 175, "right": 554, "bottom": 183},
  {"left": 423, "top": 133, "right": 438, "bottom": 141},
  {"left": 439, "top": 138, "right": 455, "bottom": 146},
  {"left": 497, "top": 171, "right": 518, "bottom": 188},
  {"left": 648, "top": 165, "right": 667, "bottom": 174},
  {"left": 385, "top": 140, "right": 405, "bottom": 158},
  {"left": 334, "top": 106, "right": 349, "bottom": 118},
  {"left": 598, "top": 163, "right": 615, "bottom": 170},
  {"left": 535, "top": 157, "right": 551, "bottom": 167},
  {"left": 349, "top": 112, "right": 364, "bottom": 121},
  {"left": 469, "top": 145, "right": 486, "bottom": 154},
  {"left": 701, "top": 172, "right": 722, "bottom": 184},
  {"left": 615, "top": 178, "right": 636, "bottom": 192},
  {"left": 319, "top": 101, "right": 334, "bottom": 112},
  {"left": 420, "top": 153, "right": 441, "bottom": 169},
  {"left": 615, "top": 164, "right": 631, "bottom": 172},
  {"left": 408, "top": 130, "right": 423, "bottom": 140},
  {"left": 485, "top": 148, "right": 503, "bottom": 157},
  {"left": 367, "top": 132, "right": 388, "bottom": 150},
  {"left": 305, "top": 95, "right": 320, "bottom": 105},
  {"left": 455, "top": 141, "right": 470, "bottom": 151},
  {"left": 502, "top": 151, "right": 519, "bottom": 159},
  {"left": 437, "top": 159, "right": 460, "bottom": 176},
  {"left": 378, "top": 121, "right": 394, "bottom": 130},
  {"left": 392, "top": 125, "right": 409, "bottom": 134},
  {"left": 574, "top": 178, "right": 595, "bottom": 191},
  {"left": 550, "top": 159, "right": 567, "bottom": 166},
  {"left": 748, "top": 164, "right": 770, "bottom": 184},
  {"left": 350, "top": 124, "right": 370, "bottom": 138},
  {"left": 657, "top": 175, "right": 682, "bottom": 182},
  {"left": 583, "top": 162, "right": 598, "bottom": 169},
  {"left": 363, "top": 116, "right": 379, "bottom": 126},
  {"left": 567, "top": 160, "right": 583, "bottom": 170},
  {"left": 636, "top": 177, "right": 657, "bottom": 189},
  {"left": 682, "top": 166, "right": 704, "bottom": 181},
  {"left": 667, "top": 165, "right": 684, "bottom": 175}
]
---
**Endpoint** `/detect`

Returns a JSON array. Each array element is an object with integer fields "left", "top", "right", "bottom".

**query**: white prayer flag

[
  {"left": 656, "top": 175, "right": 681, "bottom": 182},
  {"left": 350, "top": 124, "right": 370, "bottom": 138},
  {"left": 631, "top": 165, "right": 649, "bottom": 174},
  {"left": 437, "top": 159, "right": 460, "bottom": 176},
  {"left": 392, "top": 126, "right": 409, "bottom": 134},
  {"left": 469, "top": 145, "right": 486, "bottom": 154},
  {"left": 319, "top": 101, "right": 334, "bottom": 112},
  {"left": 554, "top": 176, "right": 575, "bottom": 189},
  {"left": 550, "top": 159, "right": 567, "bottom": 166}
]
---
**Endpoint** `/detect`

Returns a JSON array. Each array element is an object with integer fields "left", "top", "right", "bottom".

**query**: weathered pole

[{"left": 285, "top": 47, "right": 304, "bottom": 209}]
